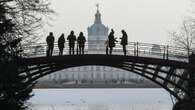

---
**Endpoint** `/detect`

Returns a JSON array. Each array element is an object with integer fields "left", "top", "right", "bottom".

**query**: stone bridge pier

[{"left": 173, "top": 54, "right": 195, "bottom": 110}]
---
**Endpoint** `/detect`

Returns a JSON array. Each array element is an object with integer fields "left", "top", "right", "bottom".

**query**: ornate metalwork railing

[{"left": 22, "top": 42, "right": 191, "bottom": 61}]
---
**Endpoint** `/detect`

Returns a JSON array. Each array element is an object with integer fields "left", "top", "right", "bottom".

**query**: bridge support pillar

[{"left": 172, "top": 54, "right": 195, "bottom": 110}]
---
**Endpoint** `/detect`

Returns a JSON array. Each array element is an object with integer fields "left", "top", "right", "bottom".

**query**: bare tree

[
  {"left": 3, "top": 0, "right": 54, "bottom": 44},
  {"left": 169, "top": 20, "right": 195, "bottom": 58}
]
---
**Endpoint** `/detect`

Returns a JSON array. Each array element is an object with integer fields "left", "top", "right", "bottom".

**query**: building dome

[{"left": 87, "top": 4, "right": 109, "bottom": 42}]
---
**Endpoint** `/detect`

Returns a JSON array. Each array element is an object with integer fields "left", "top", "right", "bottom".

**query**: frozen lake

[{"left": 28, "top": 89, "right": 173, "bottom": 110}]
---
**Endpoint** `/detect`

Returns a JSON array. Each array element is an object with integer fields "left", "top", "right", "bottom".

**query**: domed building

[{"left": 87, "top": 4, "right": 109, "bottom": 48}]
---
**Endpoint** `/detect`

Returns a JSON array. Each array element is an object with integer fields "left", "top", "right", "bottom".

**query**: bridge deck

[{"left": 21, "top": 54, "right": 191, "bottom": 69}]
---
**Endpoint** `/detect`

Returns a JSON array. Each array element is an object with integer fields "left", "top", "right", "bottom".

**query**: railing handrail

[{"left": 22, "top": 41, "right": 191, "bottom": 62}]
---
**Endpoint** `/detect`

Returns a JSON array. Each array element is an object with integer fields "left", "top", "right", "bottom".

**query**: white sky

[{"left": 41, "top": 0, "right": 193, "bottom": 44}]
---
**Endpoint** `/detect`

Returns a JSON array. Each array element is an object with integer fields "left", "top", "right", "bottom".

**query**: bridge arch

[
  {"left": 25, "top": 65, "right": 184, "bottom": 100},
  {"left": 20, "top": 54, "right": 191, "bottom": 101}
]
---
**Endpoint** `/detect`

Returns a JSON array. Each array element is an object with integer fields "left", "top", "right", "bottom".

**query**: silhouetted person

[
  {"left": 105, "top": 39, "right": 109, "bottom": 55},
  {"left": 46, "top": 32, "right": 55, "bottom": 56},
  {"left": 67, "top": 31, "right": 76, "bottom": 55},
  {"left": 120, "top": 30, "right": 128, "bottom": 56},
  {"left": 77, "top": 32, "right": 86, "bottom": 55},
  {"left": 58, "top": 33, "right": 65, "bottom": 56},
  {"left": 108, "top": 29, "right": 117, "bottom": 55}
]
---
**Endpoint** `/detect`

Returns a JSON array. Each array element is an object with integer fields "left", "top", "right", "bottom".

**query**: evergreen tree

[{"left": 0, "top": 0, "right": 53, "bottom": 109}]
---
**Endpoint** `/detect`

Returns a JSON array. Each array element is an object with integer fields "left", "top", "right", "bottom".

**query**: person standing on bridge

[
  {"left": 105, "top": 39, "right": 109, "bottom": 55},
  {"left": 67, "top": 30, "right": 76, "bottom": 55},
  {"left": 46, "top": 32, "right": 55, "bottom": 56},
  {"left": 58, "top": 33, "right": 65, "bottom": 56},
  {"left": 108, "top": 29, "right": 117, "bottom": 55},
  {"left": 120, "top": 30, "right": 128, "bottom": 56},
  {"left": 77, "top": 32, "right": 86, "bottom": 55}
]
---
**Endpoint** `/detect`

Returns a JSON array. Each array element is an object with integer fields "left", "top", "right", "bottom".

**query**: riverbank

[{"left": 35, "top": 82, "right": 160, "bottom": 88}]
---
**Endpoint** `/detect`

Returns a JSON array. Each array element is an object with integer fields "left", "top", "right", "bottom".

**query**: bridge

[{"left": 19, "top": 41, "right": 195, "bottom": 109}]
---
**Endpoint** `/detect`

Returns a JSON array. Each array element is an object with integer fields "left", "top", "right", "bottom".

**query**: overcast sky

[{"left": 41, "top": 0, "right": 193, "bottom": 44}]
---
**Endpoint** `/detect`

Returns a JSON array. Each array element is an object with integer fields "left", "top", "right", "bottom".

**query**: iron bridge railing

[{"left": 22, "top": 42, "right": 191, "bottom": 61}]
